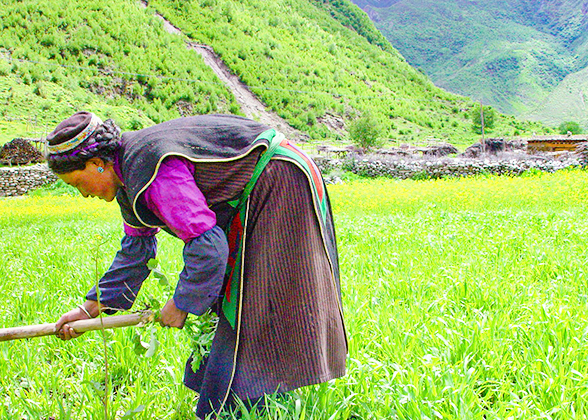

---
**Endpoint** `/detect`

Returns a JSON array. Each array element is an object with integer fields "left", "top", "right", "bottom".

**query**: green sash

[{"left": 222, "top": 129, "right": 283, "bottom": 328}]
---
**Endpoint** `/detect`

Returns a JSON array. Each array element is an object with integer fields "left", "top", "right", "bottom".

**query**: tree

[
  {"left": 348, "top": 112, "right": 383, "bottom": 150},
  {"left": 558, "top": 121, "right": 582, "bottom": 135},
  {"left": 470, "top": 104, "right": 496, "bottom": 135}
]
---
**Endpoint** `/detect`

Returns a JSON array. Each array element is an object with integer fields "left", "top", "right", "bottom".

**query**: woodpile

[
  {"left": 575, "top": 142, "right": 588, "bottom": 165},
  {"left": 420, "top": 142, "right": 458, "bottom": 157},
  {"left": 461, "top": 138, "right": 528, "bottom": 158},
  {"left": 0, "top": 138, "right": 45, "bottom": 165}
]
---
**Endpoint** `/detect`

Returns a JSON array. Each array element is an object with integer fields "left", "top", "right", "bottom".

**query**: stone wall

[
  {"left": 0, "top": 152, "right": 584, "bottom": 197},
  {"left": 0, "top": 164, "right": 57, "bottom": 197},
  {"left": 314, "top": 152, "right": 584, "bottom": 181}
]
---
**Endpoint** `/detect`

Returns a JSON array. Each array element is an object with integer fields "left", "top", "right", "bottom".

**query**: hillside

[
  {"left": 351, "top": 0, "right": 588, "bottom": 130},
  {"left": 0, "top": 0, "right": 550, "bottom": 148}
]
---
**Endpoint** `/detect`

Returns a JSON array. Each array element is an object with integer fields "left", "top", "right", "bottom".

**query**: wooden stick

[{"left": 0, "top": 311, "right": 156, "bottom": 342}]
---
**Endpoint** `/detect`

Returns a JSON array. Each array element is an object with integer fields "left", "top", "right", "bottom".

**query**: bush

[
  {"left": 348, "top": 112, "right": 383, "bottom": 151},
  {"left": 558, "top": 121, "right": 582, "bottom": 135}
]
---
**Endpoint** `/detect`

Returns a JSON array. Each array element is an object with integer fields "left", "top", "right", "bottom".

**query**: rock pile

[{"left": 0, "top": 138, "right": 45, "bottom": 165}]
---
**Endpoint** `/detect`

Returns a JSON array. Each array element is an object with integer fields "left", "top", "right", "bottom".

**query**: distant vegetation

[
  {"left": 470, "top": 104, "right": 497, "bottom": 135},
  {"left": 353, "top": 0, "right": 588, "bottom": 131},
  {"left": 348, "top": 111, "right": 383, "bottom": 150},
  {"left": 149, "top": 0, "right": 549, "bottom": 146},
  {"left": 0, "top": 0, "right": 550, "bottom": 147},
  {"left": 309, "top": 0, "right": 397, "bottom": 55},
  {"left": 558, "top": 121, "right": 583, "bottom": 135},
  {"left": 0, "top": 0, "right": 237, "bottom": 141}
]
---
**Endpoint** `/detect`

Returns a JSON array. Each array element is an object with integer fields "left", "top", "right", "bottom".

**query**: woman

[{"left": 48, "top": 111, "right": 347, "bottom": 418}]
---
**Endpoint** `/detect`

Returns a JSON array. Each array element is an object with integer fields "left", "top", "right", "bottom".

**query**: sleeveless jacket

[{"left": 115, "top": 114, "right": 270, "bottom": 230}]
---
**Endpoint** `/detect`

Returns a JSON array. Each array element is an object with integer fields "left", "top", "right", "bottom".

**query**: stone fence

[
  {"left": 315, "top": 151, "right": 584, "bottom": 182},
  {"left": 0, "top": 164, "right": 57, "bottom": 197}
]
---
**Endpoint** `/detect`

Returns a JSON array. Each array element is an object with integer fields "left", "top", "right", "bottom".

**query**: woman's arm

[
  {"left": 55, "top": 228, "right": 157, "bottom": 340},
  {"left": 141, "top": 157, "right": 229, "bottom": 325},
  {"left": 85, "top": 233, "right": 158, "bottom": 312}
]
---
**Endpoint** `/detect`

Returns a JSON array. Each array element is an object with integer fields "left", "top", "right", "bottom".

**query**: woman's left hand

[{"left": 159, "top": 298, "right": 188, "bottom": 329}]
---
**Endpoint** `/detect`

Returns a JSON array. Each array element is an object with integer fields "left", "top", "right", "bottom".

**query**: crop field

[{"left": 2, "top": 170, "right": 588, "bottom": 419}]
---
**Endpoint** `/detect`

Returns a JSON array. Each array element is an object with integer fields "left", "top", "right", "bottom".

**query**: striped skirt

[{"left": 185, "top": 158, "right": 347, "bottom": 418}]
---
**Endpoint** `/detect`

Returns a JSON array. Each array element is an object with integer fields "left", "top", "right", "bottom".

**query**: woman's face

[{"left": 58, "top": 158, "right": 121, "bottom": 202}]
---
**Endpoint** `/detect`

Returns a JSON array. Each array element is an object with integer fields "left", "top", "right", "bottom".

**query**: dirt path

[{"left": 142, "top": 2, "right": 302, "bottom": 139}]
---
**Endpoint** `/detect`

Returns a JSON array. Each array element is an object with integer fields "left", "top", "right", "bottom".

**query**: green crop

[{"left": 1, "top": 169, "right": 588, "bottom": 418}]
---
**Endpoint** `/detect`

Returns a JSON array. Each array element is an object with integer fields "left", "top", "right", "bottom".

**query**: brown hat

[{"left": 47, "top": 112, "right": 103, "bottom": 154}]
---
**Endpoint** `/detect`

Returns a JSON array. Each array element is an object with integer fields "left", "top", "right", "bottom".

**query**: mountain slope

[
  {"left": 0, "top": 0, "right": 549, "bottom": 146},
  {"left": 352, "top": 0, "right": 588, "bottom": 129},
  {"left": 0, "top": 0, "right": 239, "bottom": 141}
]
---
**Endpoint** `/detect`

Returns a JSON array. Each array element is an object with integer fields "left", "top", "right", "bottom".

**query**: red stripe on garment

[
  {"left": 225, "top": 214, "right": 244, "bottom": 302},
  {"left": 280, "top": 140, "right": 324, "bottom": 201}
]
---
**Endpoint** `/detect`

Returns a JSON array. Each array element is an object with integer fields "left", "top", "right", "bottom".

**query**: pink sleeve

[
  {"left": 141, "top": 156, "right": 217, "bottom": 243},
  {"left": 123, "top": 222, "right": 159, "bottom": 237}
]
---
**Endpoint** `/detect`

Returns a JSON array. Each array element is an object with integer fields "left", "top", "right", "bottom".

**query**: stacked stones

[
  {"left": 0, "top": 164, "right": 57, "bottom": 197},
  {"left": 314, "top": 153, "right": 582, "bottom": 180}
]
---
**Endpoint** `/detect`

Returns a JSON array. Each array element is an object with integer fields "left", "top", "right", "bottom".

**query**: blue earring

[{"left": 97, "top": 167, "right": 104, "bottom": 173}]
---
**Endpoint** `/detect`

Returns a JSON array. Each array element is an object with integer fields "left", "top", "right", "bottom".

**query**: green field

[{"left": 2, "top": 170, "right": 588, "bottom": 418}]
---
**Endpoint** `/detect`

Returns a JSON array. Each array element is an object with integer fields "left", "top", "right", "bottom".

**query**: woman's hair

[{"left": 46, "top": 116, "right": 122, "bottom": 174}]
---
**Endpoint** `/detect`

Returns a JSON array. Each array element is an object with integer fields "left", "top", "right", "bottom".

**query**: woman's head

[
  {"left": 46, "top": 112, "right": 123, "bottom": 201},
  {"left": 46, "top": 111, "right": 121, "bottom": 174}
]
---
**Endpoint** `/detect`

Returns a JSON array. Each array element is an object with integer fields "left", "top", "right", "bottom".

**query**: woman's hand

[
  {"left": 159, "top": 298, "right": 188, "bottom": 329},
  {"left": 55, "top": 300, "right": 99, "bottom": 341}
]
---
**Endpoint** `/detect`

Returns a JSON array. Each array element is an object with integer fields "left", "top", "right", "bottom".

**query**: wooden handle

[{"left": 0, "top": 311, "right": 156, "bottom": 342}]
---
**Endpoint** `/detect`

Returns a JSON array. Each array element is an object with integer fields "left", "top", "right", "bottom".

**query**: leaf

[
  {"left": 191, "top": 353, "right": 203, "bottom": 372},
  {"left": 145, "top": 329, "right": 160, "bottom": 358},
  {"left": 147, "top": 258, "right": 159, "bottom": 270},
  {"left": 121, "top": 404, "right": 146, "bottom": 419},
  {"left": 152, "top": 269, "right": 169, "bottom": 286},
  {"left": 147, "top": 258, "right": 170, "bottom": 286},
  {"left": 82, "top": 380, "right": 105, "bottom": 397},
  {"left": 144, "top": 294, "right": 162, "bottom": 310},
  {"left": 132, "top": 332, "right": 148, "bottom": 355}
]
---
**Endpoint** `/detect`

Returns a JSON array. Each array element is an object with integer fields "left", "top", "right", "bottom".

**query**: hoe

[{"left": 0, "top": 310, "right": 155, "bottom": 342}]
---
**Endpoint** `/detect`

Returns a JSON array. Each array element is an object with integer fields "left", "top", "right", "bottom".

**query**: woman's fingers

[
  {"left": 55, "top": 307, "right": 89, "bottom": 340},
  {"left": 57, "top": 322, "right": 85, "bottom": 340},
  {"left": 160, "top": 298, "right": 188, "bottom": 329}
]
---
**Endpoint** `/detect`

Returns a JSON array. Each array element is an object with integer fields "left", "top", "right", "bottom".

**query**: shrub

[
  {"left": 348, "top": 112, "right": 383, "bottom": 151},
  {"left": 558, "top": 121, "right": 582, "bottom": 135}
]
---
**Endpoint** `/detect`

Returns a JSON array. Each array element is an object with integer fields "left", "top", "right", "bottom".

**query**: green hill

[
  {"left": 0, "top": 0, "right": 550, "bottom": 147},
  {"left": 351, "top": 0, "right": 588, "bottom": 131}
]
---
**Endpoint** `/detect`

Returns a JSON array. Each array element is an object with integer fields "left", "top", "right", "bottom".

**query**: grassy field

[{"left": 2, "top": 170, "right": 588, "bottom": 418}]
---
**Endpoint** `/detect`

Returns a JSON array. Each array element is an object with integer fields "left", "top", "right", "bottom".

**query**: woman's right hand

[{"left": 55, "top": 300, "right": 99, "bottom": 341}]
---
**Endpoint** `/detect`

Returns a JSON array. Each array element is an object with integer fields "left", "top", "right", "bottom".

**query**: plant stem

[{"left": 94, "top": 240, "right": 109, "bottom": 420}]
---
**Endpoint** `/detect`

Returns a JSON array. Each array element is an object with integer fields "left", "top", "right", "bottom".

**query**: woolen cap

[{"left": 47, "top": 112, "right": 103, "bottom": 154}]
